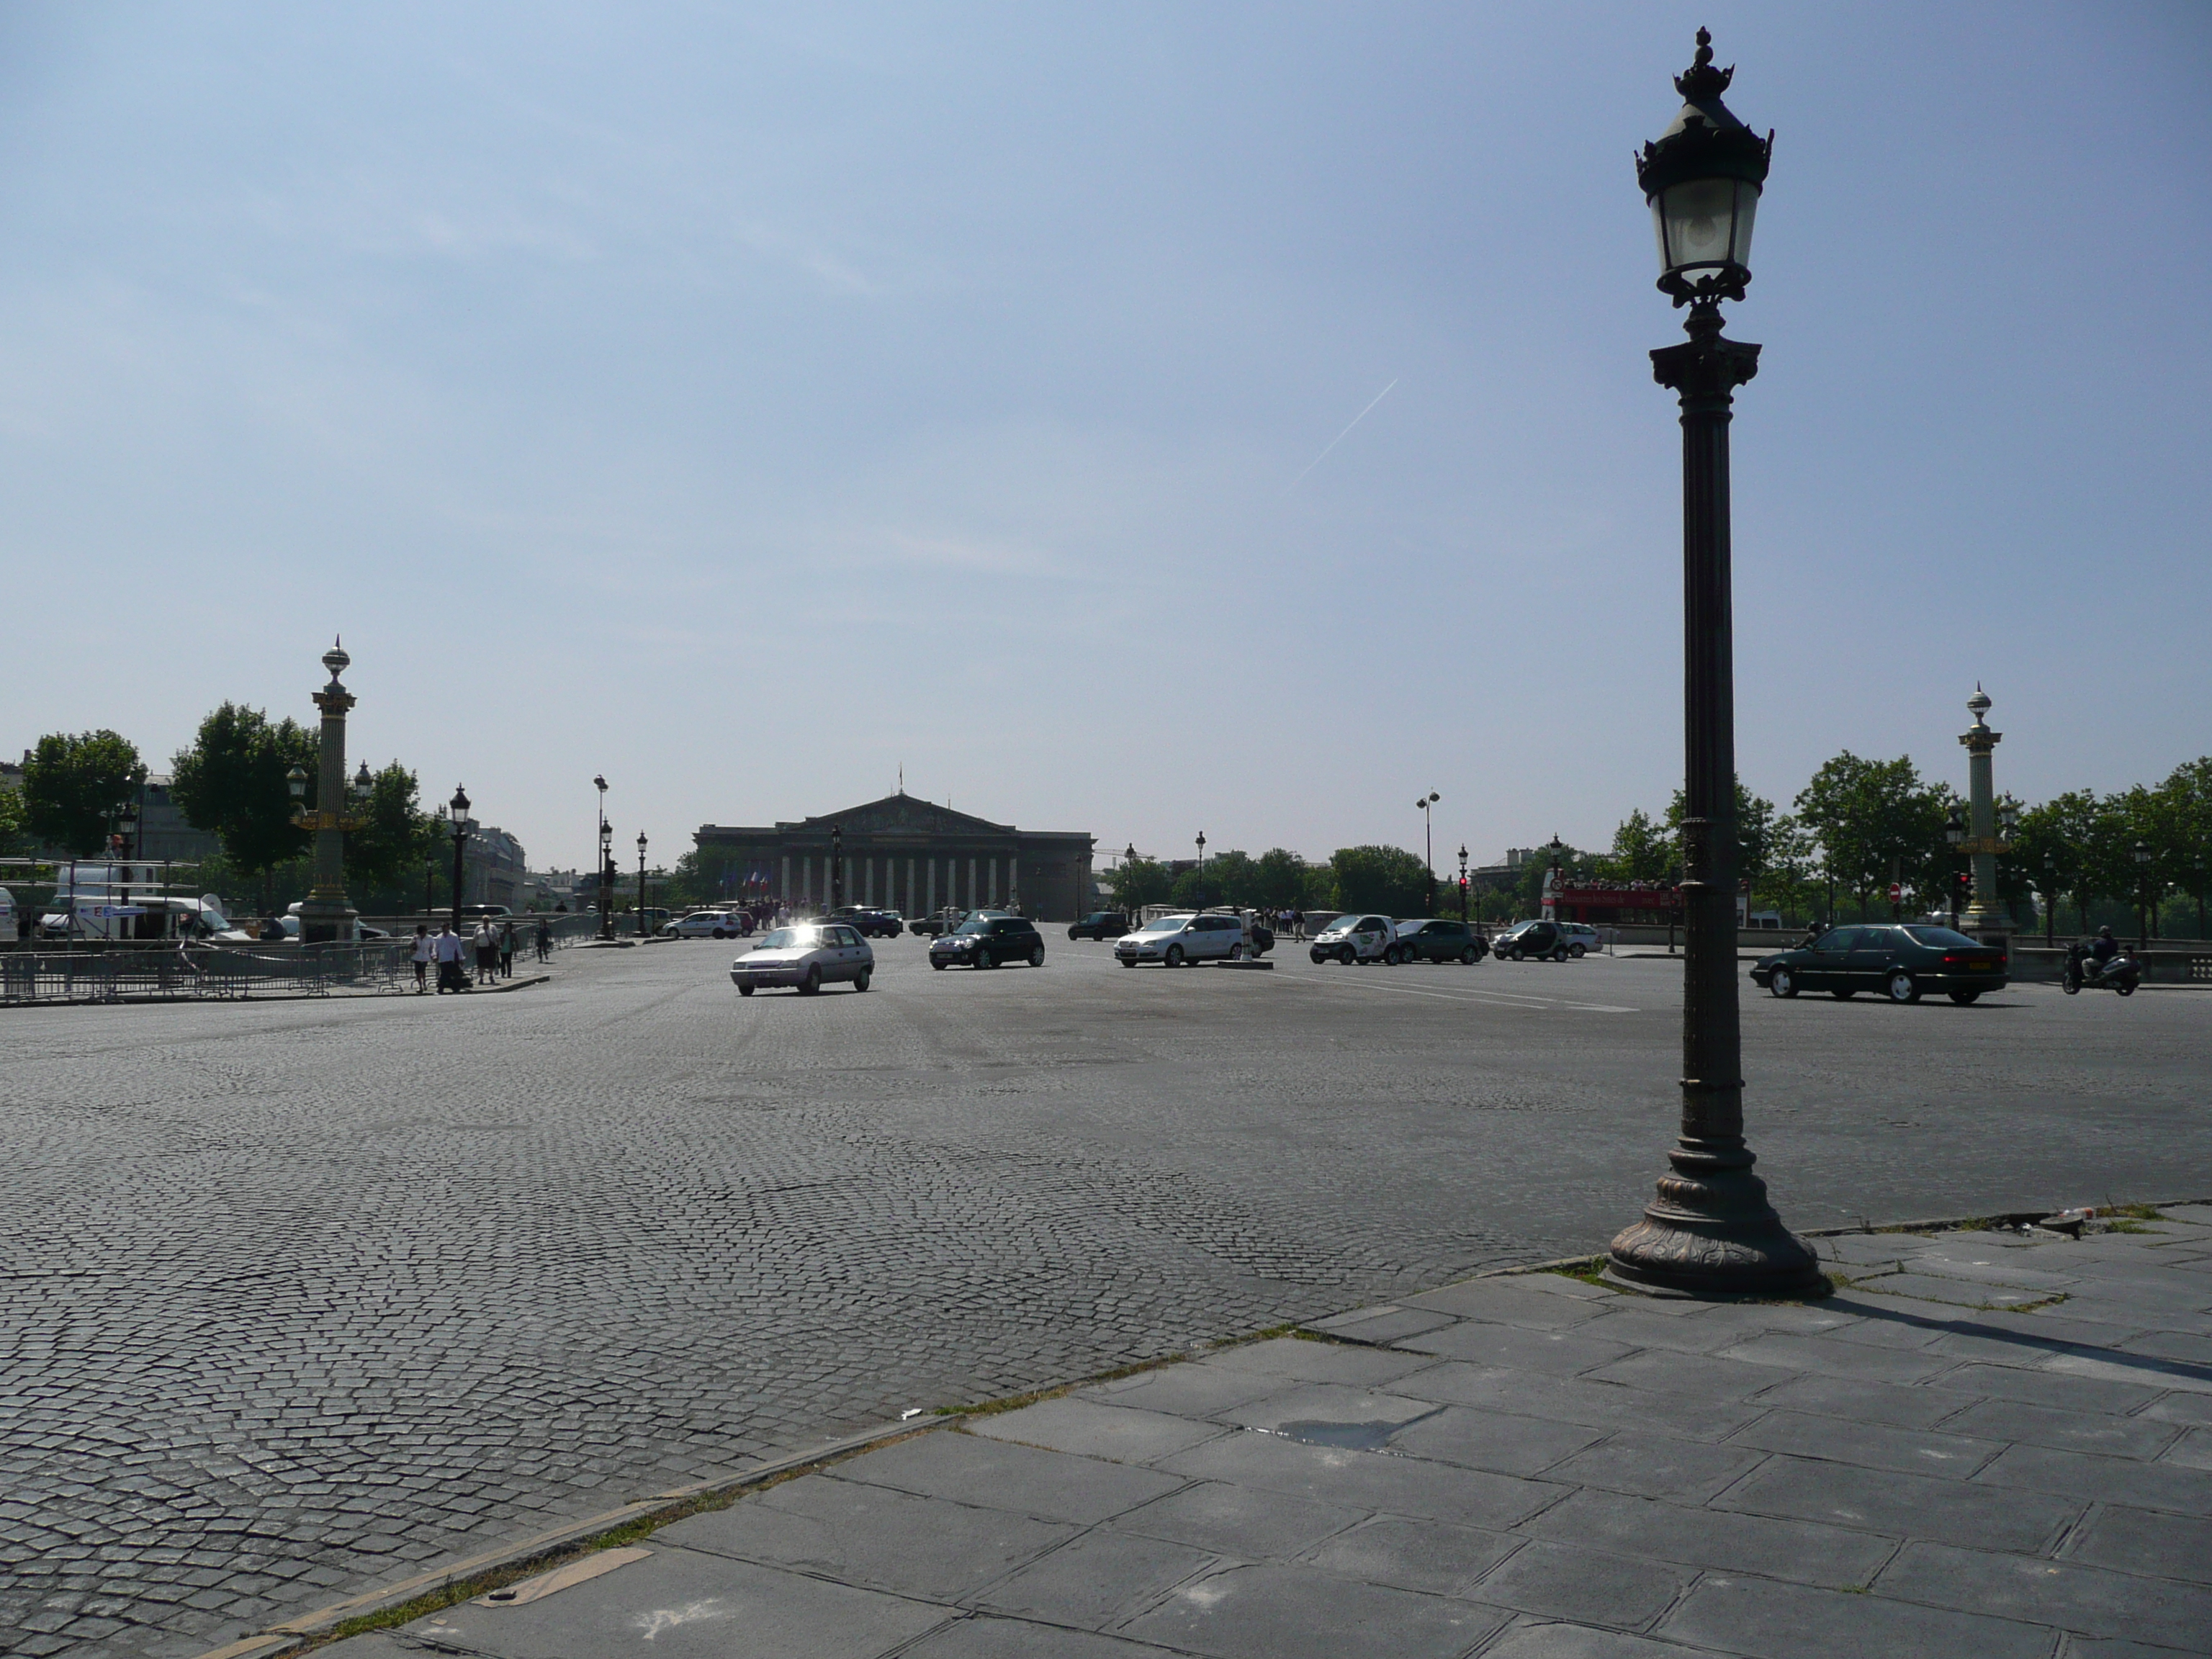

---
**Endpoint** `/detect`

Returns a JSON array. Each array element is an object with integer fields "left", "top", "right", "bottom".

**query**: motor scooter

[{"left": 2062, "top": 941, "right": 2141, "bottom": 997}]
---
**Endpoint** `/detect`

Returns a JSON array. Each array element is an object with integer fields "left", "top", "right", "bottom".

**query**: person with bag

[
  {"left": 472, "top": 920, "right": 497, "bottom": 985},
  {"left": 410, "top": 924, "right": 433, "bottom": 994},
  {"left": 498, "top": 920, "right": 516, "bottom": 979},
  {"left": 433, "top": 922, "right": 470, "bottom": 994}
]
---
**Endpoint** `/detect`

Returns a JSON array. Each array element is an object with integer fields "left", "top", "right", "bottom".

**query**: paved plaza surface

[
  {"left": 334, "top": 1210, "right": 2212, "bottom": 1659},
  {"left": 2, "top": 939, "right": 2206, "bottom": 1656}
]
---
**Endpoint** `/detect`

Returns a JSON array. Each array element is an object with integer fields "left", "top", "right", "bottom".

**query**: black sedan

[
  {"left": 1068, "top": 912, "right": 1131, "bottom": 941},
  {"left": 1750, "top": 924, "right": 2008, "bottom": 1005},
  {"left": 1393, "top": 918, "right": 1486, "bottom": 964}
]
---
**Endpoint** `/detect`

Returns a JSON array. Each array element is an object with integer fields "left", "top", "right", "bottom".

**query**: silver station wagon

[{"left": 730, "top": 923, "right": 875, "bottom": 996}]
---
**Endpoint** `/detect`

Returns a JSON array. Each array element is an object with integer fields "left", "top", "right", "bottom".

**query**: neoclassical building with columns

[{"left": 693, "top": 794, "right": 1095, "bottom": 920}]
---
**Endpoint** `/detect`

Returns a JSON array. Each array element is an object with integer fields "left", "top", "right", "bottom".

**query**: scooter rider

[{"left": 2090, "top": 925, "right": 2121, "bottom": 975}]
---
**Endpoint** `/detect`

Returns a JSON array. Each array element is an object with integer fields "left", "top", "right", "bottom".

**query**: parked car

[
  {"left": 907, "top": 907, "right": 971, "bottom": 938},
  {"left": 829, "top": 906, "right": 904, "bottom": 938},
  {"left": 454, "top": 903, "right": 512, "bottom": 920},
  {"left": 1492, "top": 919, "right": 1575, "bottom": 961},
  {"left": 1392, "top": 918, "right": 1487, "bottom": 964},
  {"left": 1750, "top": 924, "right": 2008, "bottom": 1005},
  {"left": 1068, "top": 911, "right": 1132, "bottom": 941},
  {"left": 729, "top": 922, "right": 875, "bottom": 996},
  {"left": 1115, "top": 912, "right": 1251, "bottom": 968},
  {"left": 1559, "top": 922, "right": 1602, "bottom": 957},
  {"left": 931, "top": 914, "right": 1046, "bottom": 969},
  {"left": 665, "top": 909, "right": 750, "bottom": 939},
  {"left": 1308, "top": 913, "right": 1395, "bottom": 966}
]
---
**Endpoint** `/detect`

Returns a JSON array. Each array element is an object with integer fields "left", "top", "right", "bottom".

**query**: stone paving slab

[{"left": 328, "top": 1217, "right": 2212, "bottom": 1658}]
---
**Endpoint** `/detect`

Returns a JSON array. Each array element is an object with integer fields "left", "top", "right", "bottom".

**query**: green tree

[
  {"left": 1792, "top": 752, "right": 1951, "bottom": 919},
  {"left": 343, "top": 762, "right": 434, "bottom": 893},
  {"left": 1176, "top": 848, "right": 1253, "bottom": 909},
  {"left": 1246, "top": 848, "right": 1310, "bottom": 909},
  {"left": 1664, "top": 778, "right": 1779, "bottom": 890},
  {"left": 1603, "top": 809, "right": 1675, "bottom": 881},
  {"left": 169, "top": 704, "right": 318, "bottom": 884},
  {"left": 22, "top": 730, "right": 144, "bottom": 855},
  {"left": 1104, "top": 857, "right": 1173, "bottom": 911},
  {"left": 0, "top": 783, "right": 29, "bottom": 857},
  {"left": 1329, "top": 845, "right": 1431, "bottom": 916}
]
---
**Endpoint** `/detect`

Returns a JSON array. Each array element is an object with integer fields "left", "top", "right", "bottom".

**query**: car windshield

[
  {"left": 757, "top": 927, "right": 819, "bottom": 949},
  {"left": 1904, "top": 925, "right": 1982, "bottom": 948},
  {"left": 955, "top": 917, "right": 992, "bottom": 935},
  {"left": 1136, "top": 916, "right": 1189, "bottom": 933}
]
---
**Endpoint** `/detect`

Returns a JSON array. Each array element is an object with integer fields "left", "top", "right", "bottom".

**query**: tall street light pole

[
  {"left": 830, "top": 824, "right": 845, "bottom": 912},
  {"left": 2133, "top": 840, "right": 2153, "bottom": 950},
  {"left": 299, "top": 641, "right": 364, "bottom": 943},
  {"left": 1606, "top": 30, "right": 1822, "bottom": 1300},
  {"left": 1457, "top": 845, "right": 1469, "bottom": 925},
  {"left": 1418, "top": 791, "right": 1439, "bottom": 912},
  {"left": 1195, "top": 832, "right": 1206, "bottom": 909},
  {"left": 595, "top": 775, "right": 613, "bottom": 940},
  {"left": 449, "top": 786, "right": 472, "bottom": 935},
  {"left": 637, "top": 832, "right": 650, "bottom": 938}
]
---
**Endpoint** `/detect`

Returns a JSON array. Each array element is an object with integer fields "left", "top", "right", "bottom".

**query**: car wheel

[
  {"left": 1832, "top": 987, "right": 1856, "bottom": 999},
  {"left": 1338, "top": 945, "right": 1355, "bottom": 966},
  {"left": 1550, "top": 947, "right": 1569, "bottom": 963},
  {"left": 1769, "top": 966, "right": 1797, "bottom": 999},
  {"left": 1165, "top": 945, "right": 1184, "bottom": 968},
  {"left": 2116, "top": 982, "right": 2136, "bottom": 997},
  {"left": 1068, "top": 927, "right": 1079, "bottom": 940},
  {"left": 737, "top": 982, "right": 754, "bottom": 997},
  {"left": 1120, "top": 957, "right": 1136, "bottom": 968},
  {"left": 1570, "top": 943, "right": 1586, "bottom": 958},
  {"left": 1946, "top": 987, "right": 1977, "bottom": 1004},
  {"left": 1885, "top": 970, "right": 1919, "bottom": 1004},
  {"left": 853, "top": 968, "right": 872, "bottom": 992},
  {"left": 1228, "top": 943, "right": 1244, "bottom": 960},
  {"left": 975, "top": 948, "right": 994, "bottom": 971},
  {"left": 1028, "top": 944, "right": 1043, "bottom": 967},
  {"left": 712, "top": 928, "right": 727, "bottom": 939},
  {"left": 1460, "top": 946, "right": 1478, "bottom": 965},
  {"left": 930, "top": 958, "right": 947, "bottom": 971},
  {"left": 800, "top": 966, "right": 822, "bottom": 996}
]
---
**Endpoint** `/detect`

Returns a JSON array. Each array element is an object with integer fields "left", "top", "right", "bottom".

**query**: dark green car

[{"left": 1750, "top": 924, "right": 2008, "bottom": 1005}]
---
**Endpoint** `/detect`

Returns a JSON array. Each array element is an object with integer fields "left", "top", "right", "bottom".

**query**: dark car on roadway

[
  {"left": 1393, "top": 918, "right": 1487, "bottom": 964},
  {"left": 931, "top": 914, "right": 1046, "bottom": 970},
  {"left": 1491, "top": 919, "right": 1574, "bottom": 962},
  {"left": 829, "top": 906, "right": 903, "bottom": 938},
  {"left": 1068, "top": 912, "right": 1131, "bottom": 941},
  {"left": 1750, "top": 923, "right": 2008, "bottom": 1005}
]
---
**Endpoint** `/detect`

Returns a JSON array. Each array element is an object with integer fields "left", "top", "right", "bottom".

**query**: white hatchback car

[
  {"left": 1114, "top": 912, "right": 1249, "bottom": 968},
  {"left": 730, "top": 923, "right": 874, "bottom": 996},
  {"left": 1309, "top": 913, "right": 1395, "bottom": 965},
  {"left": 667, "top": 909, "right": 750, "bottom": 939}
]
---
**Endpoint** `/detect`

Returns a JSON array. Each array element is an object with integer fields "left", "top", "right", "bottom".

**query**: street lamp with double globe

[
  {"left": 637, "top": 832, "right": 649, "bottom": 938},
  {"left": 1417, "top": 791, "right": 1439, "bottom": 912},
  {"left": 1604, "top": 30, "right": 1822, "bottom": 1300},
  {"left": 595, "top": 775, "right": 612, "bottom": 939}
]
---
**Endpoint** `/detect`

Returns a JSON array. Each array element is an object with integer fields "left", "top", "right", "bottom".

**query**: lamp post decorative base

[{"left": 1605, "top": 1137, "right": 1827, "bottom": 1298}]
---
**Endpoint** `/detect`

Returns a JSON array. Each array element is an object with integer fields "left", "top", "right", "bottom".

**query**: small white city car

[
  {"left": 1114, "top": 912, "right": 1249, "bottom": 968},
  {"left": 1309, "top": 914, "right": 1395, "bottom": 965},
  {"left": 730, "top": 923, "right": 874, "bottom": 996},
  {"left": 667, "top": 909, "right": 751, "bottom": 939}
]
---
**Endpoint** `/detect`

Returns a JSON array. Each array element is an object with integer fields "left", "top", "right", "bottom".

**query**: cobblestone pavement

[{"left": 2, "top": 939, "right": 2206, "bottom": 1656}]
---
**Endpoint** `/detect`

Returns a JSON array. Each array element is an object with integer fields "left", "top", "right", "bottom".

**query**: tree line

[
  {"left": 5, "top": 709, "right": 449, "bottom": 913},
  {"left": 1591, "top": 752, "right": 2211, "bottom": 935}
]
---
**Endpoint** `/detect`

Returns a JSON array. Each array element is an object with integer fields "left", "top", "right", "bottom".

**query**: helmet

[{"left": 2098, "top": 925, "right": 2114, "bottom": 938}]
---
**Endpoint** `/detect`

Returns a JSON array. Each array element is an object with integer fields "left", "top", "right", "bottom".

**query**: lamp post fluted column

[
  {"left": 300, "top": 640, "right": 361, "bottom": 943},
  {"left": 1606, "top": 31, "right": 1822, "bottom": 1299},
  {"left": 1959, "top": 688, "right": 2008, "bottom": 942}
]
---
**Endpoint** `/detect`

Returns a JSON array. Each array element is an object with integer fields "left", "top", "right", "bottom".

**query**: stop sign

[{"left": 1888, "top": 882, "right": 1902, "bottom": 903}]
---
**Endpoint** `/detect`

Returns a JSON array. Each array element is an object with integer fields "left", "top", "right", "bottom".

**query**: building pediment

[{"left": 783, "top": 794, "right": 1014, "bottom": 838}]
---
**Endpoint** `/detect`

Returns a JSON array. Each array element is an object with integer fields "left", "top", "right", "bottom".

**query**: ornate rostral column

[
  {"left": 1604, "top": 32, "right": 1825, "bottom": 1299},
  {"left": 298, "top": 639, "right": 362, "bottom": 943},
  {"left": 1959, "top": 686, "right": 2009, "bottom": 943}
]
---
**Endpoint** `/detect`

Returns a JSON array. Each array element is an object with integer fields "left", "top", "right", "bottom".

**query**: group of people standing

[{"left": 410, "top": 917, "right": 546, "bottom": 993}]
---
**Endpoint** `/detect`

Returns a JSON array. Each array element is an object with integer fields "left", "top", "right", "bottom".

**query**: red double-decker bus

[{"left": 1551, "top": 882, "right": 1683, "bottom": 926}]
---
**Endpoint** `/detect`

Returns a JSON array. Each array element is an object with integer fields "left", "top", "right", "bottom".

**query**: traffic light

[{"left": 1953, "top": 870, "right": 1973, "bottom": 906}]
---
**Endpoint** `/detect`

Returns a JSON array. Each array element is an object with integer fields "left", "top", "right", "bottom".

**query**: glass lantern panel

[
  {"left": 1659, "top": 176, "right": 1739, "bottom": 274},
  {"left": 1728, "top": 179, "right": 1759, "bottom": 269}
]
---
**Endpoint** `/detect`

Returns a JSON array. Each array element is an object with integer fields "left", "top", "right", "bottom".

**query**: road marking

[{"left": 1276, "top": 971, "right": 1640, "bottom": 1015}]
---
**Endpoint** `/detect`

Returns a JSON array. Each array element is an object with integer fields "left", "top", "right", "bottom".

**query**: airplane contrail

[{"left": 1286, "top": 377, "right": 1399, "bottom": 493}]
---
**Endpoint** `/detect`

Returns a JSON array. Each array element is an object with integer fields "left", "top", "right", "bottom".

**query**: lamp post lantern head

[
  {"left": 351, "top": 760, "right": 373, "bottom": 801},
  {"left": 1639, "top": 27, "right": 1771, "bottom": 307},
  {"left": 321, "top": 637, "right": 350, "bottom": 683},
  {"left": 450, "top": 785, "right": 470, "bottom": 827},
  {"left": 287, "top": 765, "right": 308, "bottom": 800},
  {"left": 2134, "top": 840, "right": 2152, "bottom": 866},
  {"left": 1124, "top": 843, "right": 1136, "bottom": 863},
  {"left": 1946, "top": 806, "right": 1965, "bottom": 846},
  {"left": 637, "top": 831, "right": 648, "bottom": 854}
]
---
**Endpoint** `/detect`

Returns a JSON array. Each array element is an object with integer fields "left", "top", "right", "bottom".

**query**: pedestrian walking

[
  {"left": 410, "top": 923, "right": 432, "bottom": 994},
  {"left": 472, "top": 920, "right": 497, "bottom": 984},
  {"left": 433, "top": 922, "right": 469, "bottom": 993},
  {"left": 498, "top": 920, "right": 516, "bottom": 979},
  {"left": 535, "top": 917, "right": 552, "bottom": 962}
]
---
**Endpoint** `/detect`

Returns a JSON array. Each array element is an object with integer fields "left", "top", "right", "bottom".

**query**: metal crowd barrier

[{"left": 2, "top": 940, "right": 413, "bottom": 1006}]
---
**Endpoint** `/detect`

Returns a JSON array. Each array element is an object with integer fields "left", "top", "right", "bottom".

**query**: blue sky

[{"left": 1, "top": 3, "right": 2206, "bottom": 873}]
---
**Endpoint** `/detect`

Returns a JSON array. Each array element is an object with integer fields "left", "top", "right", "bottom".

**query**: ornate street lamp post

[
  {"left": 637, "top": 832, "right": 650, "bottom": 938},
  {"left": 830, "top": 824, "right": 845, "bottom": 912},
  {"left": 448, "top": 786, "right": 472, "bottom": 935},
  {"left": 2133, "top": 840, "right": 2153, "bottom": 949},
  {"left": 1417, "top": 791, "right": 1440, "bottom": 912},
  {"left": 297, "top": 641, "right": 364, "bottom": 943},
  {"left": 1606, "top": 31, "right": 1822, "bottom": 1299},
  {"left": 1458, "top": 844, "right": 1470, "bottom": 925},
  {"left": 1958, "top": 687, "right": 2009, "bottom": 945},
  {"left": 595, "top": 775, "right": 613, "bottom": 940},
  {"left": 1195, "top": 831, "right": 1206, "bottom": 908}
]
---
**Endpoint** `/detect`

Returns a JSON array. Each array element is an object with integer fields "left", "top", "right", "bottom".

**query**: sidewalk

[{"left": 318, "top": 1208, "right": 2212, "bottom": 1659}]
